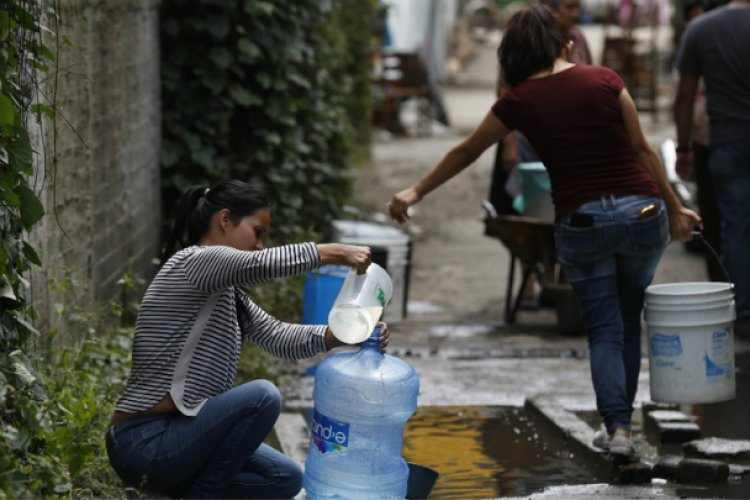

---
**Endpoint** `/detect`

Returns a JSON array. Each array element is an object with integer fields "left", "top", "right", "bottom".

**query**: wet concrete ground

[{"left": 276, "top": 28, "right": 750, "bottom": 498}]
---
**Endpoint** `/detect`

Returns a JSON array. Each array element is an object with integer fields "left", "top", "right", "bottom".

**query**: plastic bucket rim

[
  {"left": 645, "top": 300, "right": 734, "bottom": 311},
  {"left": 643, "top": 295, "right": 734, "bottom": 307},
  {"left": 645, "top": 317, "right": 735, "bottom": 328},
  {"left": 645, "top": 281, "right": 734, "bottom": 297}
]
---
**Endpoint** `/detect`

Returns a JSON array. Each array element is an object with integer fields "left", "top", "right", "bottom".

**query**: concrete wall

[{"left": 28, "top": 0, "right": 162, "bottom": 341}]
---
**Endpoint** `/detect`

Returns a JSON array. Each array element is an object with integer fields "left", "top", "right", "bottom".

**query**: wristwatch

[{"left": 675, "top": 143, "right": 692, "bottom": 154}]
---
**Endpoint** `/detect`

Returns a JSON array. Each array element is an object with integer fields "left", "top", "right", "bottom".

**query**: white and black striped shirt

[{"left": 115, "top": 243, "right": 327, "bottom": 416}]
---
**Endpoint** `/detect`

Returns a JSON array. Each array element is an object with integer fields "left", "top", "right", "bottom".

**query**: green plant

[
  {"left": 0, "top": 0, "right": 68, "bottom": 497},
  {"left": 43, "top": 333, "right": 132, "bottom": 498},
  {"left": 160, "top": 0, "right": 379, "bottom": 245}
]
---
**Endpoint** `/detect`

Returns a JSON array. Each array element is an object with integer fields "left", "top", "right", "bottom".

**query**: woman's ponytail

[
  {"left": 161, "top": 185, "right": 210, "bottom": 264},
  {"left": 161, "top": 180, "right": 272, "bottom": 265}
]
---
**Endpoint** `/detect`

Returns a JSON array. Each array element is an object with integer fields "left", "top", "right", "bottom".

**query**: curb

[
  {"left": 525, "top": 394, "right": 750, "bottom": 488},
  {"left": 524, "top": 395, "right": 615, "bottom": 475}
]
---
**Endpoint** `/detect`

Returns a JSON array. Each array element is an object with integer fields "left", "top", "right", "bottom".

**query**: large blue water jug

[{"left": 303, "top": 326, "right": 419, "bottom": 499}]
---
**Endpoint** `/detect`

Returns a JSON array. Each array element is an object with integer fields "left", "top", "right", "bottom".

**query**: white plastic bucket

[
  {"left": 645, "top": 282, "right": 736, "bottom": 404},
  {"left": 331, "top": 220, "right": 411, "bottom": 323}
]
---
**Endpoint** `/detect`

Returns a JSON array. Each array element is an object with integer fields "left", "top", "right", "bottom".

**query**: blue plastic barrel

[{"left": 302, "top": 266, "right": 349, "bottom": 325}]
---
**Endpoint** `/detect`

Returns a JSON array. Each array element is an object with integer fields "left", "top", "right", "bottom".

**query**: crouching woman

[{"left": 106, "top": 180, "right": 387, "bottom": 498}]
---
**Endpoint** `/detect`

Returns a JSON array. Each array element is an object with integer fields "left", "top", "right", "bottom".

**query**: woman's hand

[
  {"left": 387, "top": 187, "right": 421, "bottom": 224},
  {"left": 377, "top": 321, "right": 390, "bottom": 353},
  {"left": 675, "top": 150, "right": 695, "bottom": 181},
  {"left": 318, "top": 243, "right": 372, "bottom": 274},
  {"left": 669, "top": 206, "right": 702, "bottom": 242}
]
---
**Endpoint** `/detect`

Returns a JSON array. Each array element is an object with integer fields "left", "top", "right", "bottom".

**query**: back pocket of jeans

[
  {"left": 554, "top": 223, "right": 602, "bottom": 265},
  {"left": 628, "top": 209, "right": 668, "bottom": 252},
  {"left": 134, "top": 418, "right": 168, "bottom": 461}
]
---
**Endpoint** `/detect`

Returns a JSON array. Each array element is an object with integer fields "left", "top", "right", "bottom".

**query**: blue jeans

[
  {"left": 555, "top": 195, "right": 668, "bottom": 433},
  {"left": 710, "top": 141, "right": 750, "bottom": 318},
  {"left": 106, "top": 380, "right": 302, "bottom": 498}
]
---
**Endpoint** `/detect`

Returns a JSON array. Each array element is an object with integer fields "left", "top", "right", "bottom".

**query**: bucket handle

[{"left": 691, "top": 230, "right": 732, "bottom": 284}]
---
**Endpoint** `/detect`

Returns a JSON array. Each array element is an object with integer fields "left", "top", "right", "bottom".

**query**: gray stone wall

[{"left": 28, "top": 0, "right": 162, "bottom": 341}]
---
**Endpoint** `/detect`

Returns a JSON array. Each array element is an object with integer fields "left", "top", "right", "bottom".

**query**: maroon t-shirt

[{"left": 491, "top": 65, "right": 660, "bottom": 219}]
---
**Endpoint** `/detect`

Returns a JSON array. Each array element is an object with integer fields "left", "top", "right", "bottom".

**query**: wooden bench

[{"left": 372, "top": 51, "right": 433, "bottom": 136}]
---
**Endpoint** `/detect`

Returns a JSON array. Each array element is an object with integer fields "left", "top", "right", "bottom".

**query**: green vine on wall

[
  {"left": 0, "top": 1, "right": 70, "bottom": 496},
  {"left": 160, "top": 0, "right": 379, "bottom": 245}
]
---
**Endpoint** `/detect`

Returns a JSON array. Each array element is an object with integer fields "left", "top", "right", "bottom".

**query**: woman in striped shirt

[{"left": 106, "top": 180, "right": 387, "bottom": 498}]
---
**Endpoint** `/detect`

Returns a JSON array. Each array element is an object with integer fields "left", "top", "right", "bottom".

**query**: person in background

[
  {"left": 673, "top": 0, "right": 750, "bottom": 331},
  {"left": 542, "top": 0, "right": 593, "bottom": 65},
  {"left": 389, "top": 5, "right": 699, "bottom": 461},
  {"left": 677, "top": 0, "right": 724, "bottom": 282},
  {"left": 106, "top": 180, "right": 389, "bottom": 498}
]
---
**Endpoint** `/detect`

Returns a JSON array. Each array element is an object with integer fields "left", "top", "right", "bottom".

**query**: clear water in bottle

[{"left": 303, "top": 327, "right": 419, "bottom": 499}]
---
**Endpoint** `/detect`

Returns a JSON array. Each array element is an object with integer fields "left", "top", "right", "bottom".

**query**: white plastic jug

[{"left": 328, "top": 263, "right": 393, "bottom": 344}]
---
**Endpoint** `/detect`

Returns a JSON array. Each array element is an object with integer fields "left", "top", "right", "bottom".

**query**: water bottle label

[
  {"left": 376, "top": 285, "right": 386, "bottom": 307},
  {"left": 311, "top": 409, "right": 350, "bottom": 454}
]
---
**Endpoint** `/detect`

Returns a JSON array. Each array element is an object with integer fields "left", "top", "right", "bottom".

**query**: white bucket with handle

[{"left": 644, "top": 282, "right": 736, "bottom": 404}]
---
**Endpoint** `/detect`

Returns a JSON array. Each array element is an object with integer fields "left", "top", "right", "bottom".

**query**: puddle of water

[
  {"left": 402, "top": 406, "right": 604, "bottom": 498},
  {"left": 428, "top": 323, "right": 497, "bottom": 339},
  {"left": 407, "top": 300, "right": 444, "bottom": 315}
]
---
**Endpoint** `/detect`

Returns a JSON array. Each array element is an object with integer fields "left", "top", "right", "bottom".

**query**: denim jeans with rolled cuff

[
  {"left": 106, "top": 380, "right": 302, "bottom": 499},
  {"left": 709, "top": 140, "right": 750, "bottom": 319},
  {"left": 555, "top": 195, "right": 668, "bottom": 434}
]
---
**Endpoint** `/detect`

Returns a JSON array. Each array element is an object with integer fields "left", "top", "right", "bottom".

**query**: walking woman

[
  {"left": 107, "top": 180, "right": 387, "bottom": 497},
  {"left": 388, "top": 6, "right": 700, "bottom": 461}
]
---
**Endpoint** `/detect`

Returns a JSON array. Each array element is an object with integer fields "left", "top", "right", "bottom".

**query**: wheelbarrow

[{"left": 482, "top": 209, "right": 583, "bottom": 333}]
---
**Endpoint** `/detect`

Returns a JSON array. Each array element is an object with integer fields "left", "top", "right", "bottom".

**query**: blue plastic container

[
  {"left": 303, "top": 327, "right": 420, "bottom": 499},
  {"left": 302, "top": 266, "right": 349, "bottom": 325}
]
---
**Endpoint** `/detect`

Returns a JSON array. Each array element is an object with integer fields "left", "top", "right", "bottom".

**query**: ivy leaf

[
  {"left": 190, "top": 148, "right": 214, "bottom": 169},
  {"left": 0, "top": 11, "right": 14, "bottom": 41},
  {"left": 237, "top": 39, "right": 261, "bottom": 60},
  {"left": 201, "top": 71, "right": 226, "bottom": 95},
  {"left": 228, "top": 85, "right": 258, "bottom": 107},
  {"left": 264, "top": 132, "right": 281, "bottom": 145},
  {"left": 14, "top": 185, "right": 45, "bottom": 230},
  {"left": 206, "top": 15, "right": 230, "bottom": 40},
  {"left": 0, "top": 277, "right": 15, "bottom": 300},
  {"left": 255, "top": 72, "right": 271, "bottom": 89},
  {"left": 15, "top": 317, "right": 40, "bottom": 338},
  {"left": 7, "top": 126, "right": 34, "bottom": 174},
  {"left": 31, "top": 103, "right": 55, "bottom": 120},
  {"left": 4, "top": 425, "right": 29, "bottom": 451},
  {"left": 243, "top": 1, "right": 275, "bottom": 16},
  {"left": 210, "top": 47, "right": 233, "bottom": 69},
  {"left": 288, "top": 73, "right": 311, "bottom": 90},
  {"left": 9, "top": 350, "right": 37, "bottom": 387},
  {"left": 22, "top": 242, "right": 41, "bottom": 266},
  {"left": 53, "top": 484, "right": 72, "bottom": 494},
  {"left": 161, "top": 141, "right": 182, "bottom": 167},
  {"left": 0, "top": 371, "right": 7, "bottom": 406},
  {"left": 0, "top": 94, "right": 17, "bottom": 126}
]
